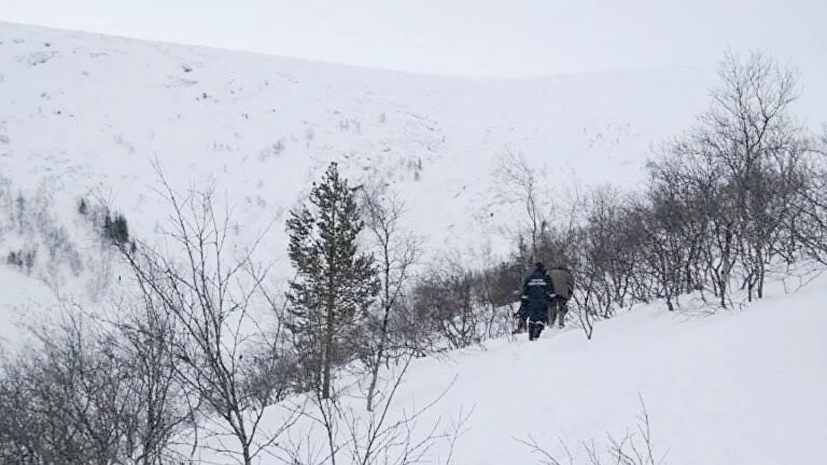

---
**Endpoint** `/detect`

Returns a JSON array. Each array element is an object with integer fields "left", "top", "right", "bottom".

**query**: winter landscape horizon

[{"left": 0, "top": 18, "right": 826, "bottom": 465}]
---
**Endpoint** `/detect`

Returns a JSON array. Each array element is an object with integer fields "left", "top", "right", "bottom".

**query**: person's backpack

[{"left": 548, "top": 266, "right": 574, "bottom": 300}]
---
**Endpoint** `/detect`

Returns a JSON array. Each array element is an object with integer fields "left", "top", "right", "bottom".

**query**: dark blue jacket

[{"left": 520, "top": 269, "right": 554, "bottom": 323}]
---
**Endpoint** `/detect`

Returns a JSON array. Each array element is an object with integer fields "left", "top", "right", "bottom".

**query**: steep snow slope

[
  {"left": 190, "top": 272, "right": 826, "bottom": 465},
  {"left": 0, "top": 22, "right": 714, "bottom": 264},
  {"left": 2, "top": 19, "right": 825, "bottom": 349},
  {"left": 392, "top": 274, "right": 827, "bottom": 465},
  {"left": 2, "top": 22, "right": 825, "bottom": 271}
]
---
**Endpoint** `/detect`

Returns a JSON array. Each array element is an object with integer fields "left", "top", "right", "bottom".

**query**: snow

[
  {"left": 197, "top": 274, "right": 825, "bottom": 465},
  {"left": 1, "top": 22, "right": 825, "bottom": 280},
  {"left": 448, "top": 280, "right": 827, "bottom": 464},
  {"left": 274, "top": 274, "right": 827, "bottom": 465},
  {"left": 0, "top": 20, "right": 825, "bottom": 465},
  {"left": 0, "top": 22, "right": 717, "bottom": 267}
]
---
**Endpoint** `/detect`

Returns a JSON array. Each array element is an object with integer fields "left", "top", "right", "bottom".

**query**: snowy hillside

[
  {"left": 0, "top": 21, "right": 725, "bottom": 339},
  {"left": 0, "top": 25, "right": 741, "bottom": 255},
  {"left": 166, "top": 271, "right": 824, "bottom": 465},
  {"left": 0, "top": 19, "right": 826, "bottom": 465},
  {"left": 349, "top": 276, "right": 827, "bottom": 465},
  {"left": 0, "top": 23, "right": 695, "bottom": 239},
  {"left": 1, "top": 21, "right": 826, "bottom": 283}
]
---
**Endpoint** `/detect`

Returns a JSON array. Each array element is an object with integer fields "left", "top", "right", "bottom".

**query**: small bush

[
  {"left": 102, "top": 211, "right": 130, "bottom": 246},
  {"left": 5, "top": 249, "right": 35, "bottom": 274}
]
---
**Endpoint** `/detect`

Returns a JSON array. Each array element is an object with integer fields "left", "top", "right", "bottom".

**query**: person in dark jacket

[
  {"left": 547, "top": 264, "right": 574, "bottom": 328},
  {"left": 519, "top": 262, "right": 555, "bottom": 340}
]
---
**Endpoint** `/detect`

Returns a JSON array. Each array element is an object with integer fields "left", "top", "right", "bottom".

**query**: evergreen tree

[{"left": 286, "top": 162, "right": 378, "bottom": 399}]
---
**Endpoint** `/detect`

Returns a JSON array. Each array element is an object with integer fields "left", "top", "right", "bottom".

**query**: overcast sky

[{"left": 1, "top": 0, "right": 824, "bottom": 77}]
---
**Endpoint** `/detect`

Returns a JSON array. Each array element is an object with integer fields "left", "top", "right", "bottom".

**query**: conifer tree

[{"left": 286, "top": 162, "right": 378, "bottom": 399}]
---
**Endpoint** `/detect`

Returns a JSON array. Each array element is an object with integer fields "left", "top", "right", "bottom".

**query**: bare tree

[
  {"left": 677, "top": 51, "right": 810, "bottom": 303},
  {"left": 708, "top": 52, "right": 806, "bottom": 300},
  {"left": 493, "top": 148, "right": 547, "bottom": 260},
  {"left": 579, "top": 187, "right": 642, "bottom": 317},
  {"left": 104, "top": 297, "right": 195, "bottom": 465},
  {"left": 568, "top": 237, "right": 600, "bottom": 341},
  {"left": 119, "top": 172, "right": 299, "bottom": 465},
  {"left": 788, "top": 145, "right": 827, "bottom": 264},
  {"left": 640, "top": 51, "right": 820, "bottom": 309},
  {"left": 358, "top": 183, "right": 422, "bottom": 412}
]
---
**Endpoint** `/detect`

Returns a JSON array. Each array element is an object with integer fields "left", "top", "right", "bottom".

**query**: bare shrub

[
  {"left": 118, "top": 168, "right": 300, "bottom": 465},
  {"left": 516, "top": 397, "right": 666, "bottom": 465},
  {"left": 0, "top": 311, "right": 191, "bottom": 464},
  {"left": 410, "top": 257, "right": 483, "bottom": 350},
  {"left": 278, "top": 354, "right": 468, "bottom": 465}
]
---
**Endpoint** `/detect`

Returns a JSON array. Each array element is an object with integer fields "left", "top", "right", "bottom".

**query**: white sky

[{"left": 1, "top": 0, "right": 825, "bottom": 77}]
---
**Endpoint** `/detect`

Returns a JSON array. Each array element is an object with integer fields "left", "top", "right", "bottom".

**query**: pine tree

[{"left": 286, "top": 162, "right": 378, "bottom": 399}]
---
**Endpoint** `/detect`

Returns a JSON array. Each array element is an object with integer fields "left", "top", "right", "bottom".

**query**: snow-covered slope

[
  {"left": 181, "top": 272, "right": 824, "bottom": 465},
  {"left": 1, "top": 21, "right": 725, "bottom": 338},
  {"left": 2, "top": 21, "right": 825, "bottom": 273},
  {"left": 0, "top": 24, "right": 720, "bottom": 259},
  {"left": 356, "top": 274, "right": 827, "bottom": 465},
  {"left": 0, "top": 21, "right": 825, "bottom": 465}
]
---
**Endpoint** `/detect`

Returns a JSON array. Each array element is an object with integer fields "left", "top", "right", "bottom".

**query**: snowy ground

[
  {"left": 238, "top": 272, "right": 826, "bottom": 465},
  {"left": 405, "top": 281, "right": 827, "bottom": 465},
  {"left": 158, "top": 268, "right": 826, "bottom": 465}
]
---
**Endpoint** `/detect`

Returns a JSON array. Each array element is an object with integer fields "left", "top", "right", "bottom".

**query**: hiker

[
  {"left": 547, "top": 263, "right": 574, "bottom": 328},
  {"left": 519, "top": 262, "right": 555, "bottom": 341}
]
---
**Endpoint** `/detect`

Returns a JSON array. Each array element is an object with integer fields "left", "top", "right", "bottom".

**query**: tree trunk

[
  {"left": 323, "top": 301, "right": 334, "bottom": 399},
  {"left": 366, "top": 342, "right": 383, "bottom": 412}
]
